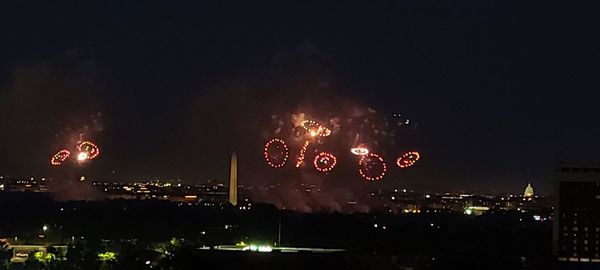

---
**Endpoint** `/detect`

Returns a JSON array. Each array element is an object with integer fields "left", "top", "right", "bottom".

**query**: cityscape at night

[{"left": 1, "top": 1, "right": 599, "bottom": 269}]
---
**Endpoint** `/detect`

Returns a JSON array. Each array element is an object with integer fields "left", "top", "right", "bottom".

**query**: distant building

[
  {"left": 553, "top": 163, "right": 600, "bottom": 263},
  {"left": 524, "top": 183, "right": 535, "bottom": 198}
]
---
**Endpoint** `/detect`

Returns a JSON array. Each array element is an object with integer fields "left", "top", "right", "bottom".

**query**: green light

[
  {"left": 33, "top": 252, "right": 56, "bottom": 263},
  {"left": 98, "top": 251, "right": 117, "bottom": 262}
]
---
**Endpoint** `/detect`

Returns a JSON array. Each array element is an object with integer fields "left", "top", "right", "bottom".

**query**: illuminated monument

[
  {"left": 524, "top": 182, "right": 534, "bottom": 198},
  {"left": 229, "top": 153, "right": 238, "bottom": 206}
]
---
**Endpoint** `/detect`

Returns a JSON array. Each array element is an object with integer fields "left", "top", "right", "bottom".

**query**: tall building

[
  {"left": 524, "top": 182, "right": 535, "bottom": 198},
  {"left": 229, "top": 153, "right": 238, "bottom": 206},
  {"left": 553, "top": 163, "right": 600, "bottom": 263}
]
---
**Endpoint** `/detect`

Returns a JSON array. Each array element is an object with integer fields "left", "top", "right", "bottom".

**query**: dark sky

[{"left": 0, "top": 1, "right": 599, "bottom": 195}]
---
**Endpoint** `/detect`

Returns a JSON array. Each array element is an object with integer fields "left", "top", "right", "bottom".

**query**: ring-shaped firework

[
  {"left": 77, "top": 141, "right": 100, "bottom": 160},
  {"left": 350, "top": 144, "right": 369, "bottom": 156},
  {"left": 50, "top": 149, "right": 70, "bottom": 166},
  {"left": 358, "top": 153, "right": 387, "bottom": 181},
  {"left": 313, "top": 152, "right": 337, "bottom": 172},
  {"left": 264, "top": 138, "right": 289, "bottom": 168},
  {"left": 396, "top": 151, "right": 420, "bottom": 168}
]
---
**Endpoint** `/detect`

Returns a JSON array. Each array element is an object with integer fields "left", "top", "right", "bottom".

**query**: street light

[{"left": 42, "top": 225, "right": 48, "bottom": 232}]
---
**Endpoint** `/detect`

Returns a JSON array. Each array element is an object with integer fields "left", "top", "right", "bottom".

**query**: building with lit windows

[{"left": 553, "top": 163, "right": 600, "bottom": 263}]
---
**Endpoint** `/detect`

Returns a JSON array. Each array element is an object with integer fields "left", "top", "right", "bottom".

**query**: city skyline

[{"left": 1, "top": 1, "right": 599, "bottom": 195}]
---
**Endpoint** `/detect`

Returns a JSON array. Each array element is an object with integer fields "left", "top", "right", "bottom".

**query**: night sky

[{"left": 1, "top": 1, "right": 599, "bottom": 195}]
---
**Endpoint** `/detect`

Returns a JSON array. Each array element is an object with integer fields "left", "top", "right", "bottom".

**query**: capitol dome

[{"left": 524, "top": 183, "right": 534, "bottom": 197}]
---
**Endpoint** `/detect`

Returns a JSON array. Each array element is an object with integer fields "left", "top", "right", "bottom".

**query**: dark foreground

[{"left": 0, "top": 192, "right": 589, "bottom": 269}]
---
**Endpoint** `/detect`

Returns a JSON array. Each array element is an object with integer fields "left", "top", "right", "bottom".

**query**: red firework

[
  {"left": 264, "top": 138, "right": 289, "bottom": 168},
  {"left": 313, "top": 152, "right": 337, "bottom": 172},
  {"left": 77, "top": 141, "right": 100, "bottom": 160},
  {"left": 358, "top": 153, "right": 387, "bottom": 181},
  {"left": 396, "top": 151, "right": 420, "bottom": 168},
  {"left": 50, "top": 149, "right": 71, "bottom": 166}
]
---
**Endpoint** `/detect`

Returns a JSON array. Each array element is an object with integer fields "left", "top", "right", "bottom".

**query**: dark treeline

[{"left": 0, "top": 192, "right": 563, "bottom": 269}]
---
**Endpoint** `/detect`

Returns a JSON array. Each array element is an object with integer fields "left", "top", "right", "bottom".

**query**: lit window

[{"left": 573, "top": 227, "right": 579, "bottom": 231}]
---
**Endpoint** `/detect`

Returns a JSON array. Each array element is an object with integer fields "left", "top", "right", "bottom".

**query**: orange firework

[
  {"left": 313, "top": 152, "right": 337, "bottom": 172},
  {"left": 264, "top": 138, "right": 289, "bottom": 168},
  {"left": 396, "top": 151, "right": 420, "bottom": 168},
  {"left": 301, "top": 120, "right": 331, "bottom": 138},
  {"left": 76, "top": 141, "right": 100, "bottom": 160},
  {"left": 50, "top": 149, "right": 70, "bottom": 166},
  {"left": 295, "top": 140, "right": 310, "bottom": 168},
  {"left": 358, "top": 153, "right": 387, "bottom": 181}
]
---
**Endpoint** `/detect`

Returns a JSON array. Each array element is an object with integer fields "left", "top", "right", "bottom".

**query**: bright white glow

[
  {"left": 42, "top": 225, "right": 48, "bottom": 231},
  {"left": 533, "top": 215, "right": 541, "bottom": 221},
  {"left": 258, "top": 245, "right": 273, "bottom": 252},
  {"left": 77, "top": 152, "right": 88, "bottom": 161},
  {"left": 350, "top": 147, "right": 369, "bottom": 156}
]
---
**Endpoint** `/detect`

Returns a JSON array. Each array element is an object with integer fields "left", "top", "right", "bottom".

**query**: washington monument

[{"left": 229, "top": 153, "right": 238, "bottom": 206}]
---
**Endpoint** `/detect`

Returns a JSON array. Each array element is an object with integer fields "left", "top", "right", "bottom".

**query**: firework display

[
  {"left": 266, "top": 112, "right": 420, "bottom": 181},
  {"left": 358, "top": 153, "right": 387, "bottom": 181},
  {"left": 50, "top": 149, "right": 71, "bottom": 166},
  {"left": 350, "top": 144, "right": 369, "bottom": 156},
  {"left": 50, "top": 140, "right": 101, "bottom": 166},
  {"left": 77, "top": 141, "right": 100, "bottom": 160},
  {"left": 396, "top": 151, "right": 420, "bottom": 168},
  {"left": 264, "top": 138, "right": 289, "bottom": 168},
  {"left": 295, "top": 140, "right": 310, "bottom": 168},
  {"left": 301, "top": 120, "right": 331, "bottom": 137},
  {"left": 313, "top": 152, "right": 337, "bottom": 172}
]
